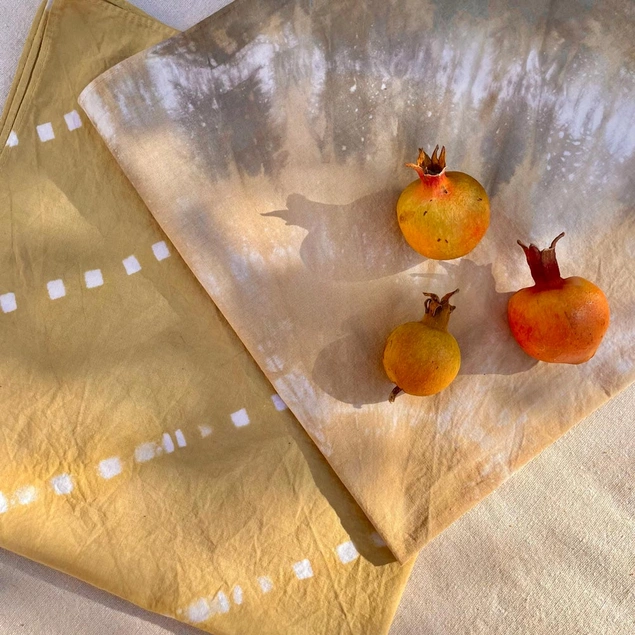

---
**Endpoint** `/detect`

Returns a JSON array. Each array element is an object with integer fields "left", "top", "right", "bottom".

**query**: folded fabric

[
  {"left": 0, "top": 1, "right": 412, "bottom": 633},
  {"left": 80, "top": 0, "right": 635, "bottom": 562}
]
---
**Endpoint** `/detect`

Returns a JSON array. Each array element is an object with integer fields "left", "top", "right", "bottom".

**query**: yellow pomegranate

[
  {"left": 383, "top": 290, "right": 461, "bottom": 402},
  {"left": 397, "top": 146, "right": 490, "bottom": 259}
]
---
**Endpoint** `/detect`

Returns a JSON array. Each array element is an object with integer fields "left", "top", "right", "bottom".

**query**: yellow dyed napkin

[
  {"left": 0, "top": 1, "right": 412, "bottom": 633},
  {"left": 80, "top": 0, "right": 635, "bottom": 562}
]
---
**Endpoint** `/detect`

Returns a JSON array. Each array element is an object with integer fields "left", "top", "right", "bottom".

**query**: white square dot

[
  {"left": 64, "top": 110, "right": 82, "bottom": 131},
  {"left": 122, "top": 255, "right": 141, "bottom": 275},
  {"left": 84, "top": 269, "right": 103, "bottom": 289},
  {"left": 0, "top": 292, "right": 16, "bottom": 313},
  {"left": 47, "top": 279, "right": 66, "bottom": 300},
  {"left": 0, "top": 493, "right": 7, "bottom": 514},
  {"left": 162, "top": 433, "right": 175, "bottom": 453},
  {"left": 50, "top": 473, "right": 73, "bottom": 495},
  {"left": 230, "top": 408, "right": 250, "bottom": 427},
  {"left": 14, "top": 485, "right": 37, "bottom": 505},
  {"left": 258, "top": 576, "right": 273, "bottom": 593},
  {"left": 271, "top": 394, "right": 287, "bottom": 411},
  {"left": 335, "top": 540, "right": 359, "bottom": 564},
  {"left": 152, "top": 241, "right": 170, "bottom": 261},
  {"left": 174, "top": 429, "right": 187, "bottom": 447},
  {"left": 212, "top": 591, "right": 230, "bottom": 614},
  {"left": 187, "top": 598, "right": 210, "bottom": 623},
  {"left": 292, "top": 559, "right": 313, "bottom": 580},
  {"left": 135, "top": 442, "right": 160, "bottom": 463},
  {"left": 36, "top": 122, "right": 55, "bottom": 142},
  {"left": 6, "top": 131, "right": 18, "bottom": 147},
  {"left": 198, "top": 425, "right": 212, "bottom": 438},
  {"left": 98, "top": 457, "right": 122, "bottom": 479}
]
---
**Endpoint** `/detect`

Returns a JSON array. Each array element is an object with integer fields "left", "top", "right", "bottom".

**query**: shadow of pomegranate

[
  {"left": 263, "top": 189, "right": 423, "bottom": 281},
  {"left": 411, "top": 259, "right": 538, "bottom": 376},
  {"left": 312, "top": 314, "right": 396, "bottom": 408}
]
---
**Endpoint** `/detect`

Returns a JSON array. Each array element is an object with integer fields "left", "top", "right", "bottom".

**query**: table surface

[{"left": 0, "top": 2, "right": 633, "bottom": 634}]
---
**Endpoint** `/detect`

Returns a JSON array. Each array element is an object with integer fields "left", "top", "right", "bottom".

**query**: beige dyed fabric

[
  {"left": 80, "top": 0, "right": 635, "bottom": 563},
  {"left": 0, "top": 1, "right": 412, "bottom": 634}
]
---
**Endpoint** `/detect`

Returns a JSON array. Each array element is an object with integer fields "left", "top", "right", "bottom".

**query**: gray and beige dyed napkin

[{"left": 80, "top": 0, "right": 635, "bottom": 563}]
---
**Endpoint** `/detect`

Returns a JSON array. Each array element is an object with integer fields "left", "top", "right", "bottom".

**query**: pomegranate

[
  {"left": 508, "top": 232, "right": 610, "bottom": 364},
  {"left": 383, "top": 290, "right": 461, "bottom": 401},
  {"left": 397, "top": 146, "right": 490, "bottom": 259}
]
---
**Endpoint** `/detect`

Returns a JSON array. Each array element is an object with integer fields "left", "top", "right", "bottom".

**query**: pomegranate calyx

[
  {"left": 405, "top": 145, "right": 447, "bottom": 180},
  {"left": 422, "top": 288, "right": 458, "bottom": 329},
  {"left": 517, "top": 232, "right": 565, "bottom": 287}
]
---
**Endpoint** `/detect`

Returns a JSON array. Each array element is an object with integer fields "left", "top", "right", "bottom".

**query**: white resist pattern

[
  {"left": 50, "top": 473, "right": 74, "bottom": 495},
  {"left": 0, "top": 408, "right": 249, "bottom": 514},
  {"left": 198, "top": 425, "right": 212, "bottom": 438},
  {"left": 5, "top": 131, "right": 18, "bottom": 147},
  {"left": 271, "top": 393, "right": 287, "bottom": 411},
  {"left": 64, "top": 110, "right": 82, "bottom": 131},
  {"left": 258, "top": 576, "right": 273, "bottom": 593},
  {"left": 230, "top": 408, "right": 250, "bottom": 427},
  {"left": 0, "top": 292, "right": 16, "bottom": 313},
  {"left": 98, "top": 457, "right": 122, "bottom": 479},
  {"left": 47, "top": 279, "right": 66, "bottom": 300},
  {"left": 0, "top": 243, "right": 171, "bottom": 315},
  {"left": 0, "top": 387, "right": 384, "bottom": 625},
  {"left": 292, "top": 559, "right": 314, "bottom": 580},
  {"left": 152, "top": 241, "right": 170, "bottom": 261},
  {"left": 122, "top": 255, "right": 141, "bottom": 275},
  {"left": 335, "top": 540, "right": 359, "bottom": 564},
  {"left": 36, "top": 122, "right": 55, "bottom": 142},
  {"left": 84, "top": 269, "right": 104, "bottom": 289},
  {"left": 5, "top": 109, "right": 83, "bottom": 149}
]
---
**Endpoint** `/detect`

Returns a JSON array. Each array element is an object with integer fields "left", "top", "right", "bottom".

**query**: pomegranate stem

[{"left": 389, "top": 386, "right": 403, "bottom": 403}]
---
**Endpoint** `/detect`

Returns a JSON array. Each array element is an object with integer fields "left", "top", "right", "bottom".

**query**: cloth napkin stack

[{"left": 1, "top": 0, "right": 634, "bottom": 632}]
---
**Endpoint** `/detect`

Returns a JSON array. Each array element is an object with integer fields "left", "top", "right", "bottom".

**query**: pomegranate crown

[
  {"left": 423, "top": 288, "right": 458, "bottom": 316},
  {"left": 517, "top": 232, "right": 565, "bottom": 286},
  {"left": 405, "top": 145, "right": 447, "bottom": 178}
]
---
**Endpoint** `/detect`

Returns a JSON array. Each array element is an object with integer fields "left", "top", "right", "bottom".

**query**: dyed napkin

[
  {"left": 80, "top": 0, "right": 635, "bottom": 562},
  {"left": 0, "top": 1, "right": 412, "bottom": 633}
]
